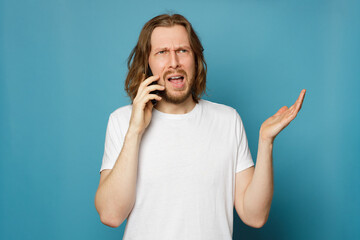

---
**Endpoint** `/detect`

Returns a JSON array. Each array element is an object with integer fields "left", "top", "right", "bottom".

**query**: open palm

[{"left": 260, "top": 89, "right": 306, "bottom": 143}]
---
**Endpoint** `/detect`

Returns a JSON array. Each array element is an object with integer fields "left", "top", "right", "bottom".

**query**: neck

[{"left": 154, "top": 96, "right": 197, "bottom": 114}]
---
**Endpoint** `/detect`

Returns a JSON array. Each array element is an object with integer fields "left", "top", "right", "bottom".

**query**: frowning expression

[{"left": 148, "top": 25, "right": 196, "bottom": 104}]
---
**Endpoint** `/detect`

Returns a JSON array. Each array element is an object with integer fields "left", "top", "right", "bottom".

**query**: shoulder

[
  {"left": 199, "top": 99, "right": 238, "bottom": 119},
  {"left": 109, "top": 104, "right": 133, "bottom": 123},
  {"left": 104, "top": 104, "right": 133, "bottom": 136}
]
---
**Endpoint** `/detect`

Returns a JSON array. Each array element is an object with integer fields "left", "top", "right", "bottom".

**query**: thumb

[
  {"left": 274, "top": 106, "right": 288, "bottom": 116},
  {"left": 146, "top": 101, "right": 154, "bottom": 111}
]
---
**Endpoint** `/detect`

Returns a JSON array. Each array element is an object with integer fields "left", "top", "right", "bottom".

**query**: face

[{"left": 148, "top": 25, "right": 196, "bottom": 104}]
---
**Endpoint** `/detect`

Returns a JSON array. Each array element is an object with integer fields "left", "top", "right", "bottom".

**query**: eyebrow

[{"left": 153, "top": 46, "right": 191, "bottom": 52}]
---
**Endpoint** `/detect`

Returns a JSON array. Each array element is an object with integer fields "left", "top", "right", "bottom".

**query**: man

[{"left": 95, "top": 13, "right": 306, "bottom": 239}]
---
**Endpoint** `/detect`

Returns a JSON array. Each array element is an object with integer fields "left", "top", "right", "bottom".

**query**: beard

[
  {"left": 162, "top": 86, "right": 193, "bottom": 104},
  {"left": 161, "top": 69, "right": 194, "bottom": 104}
]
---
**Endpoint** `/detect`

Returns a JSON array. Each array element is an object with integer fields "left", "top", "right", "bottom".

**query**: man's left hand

[{"left": 259, "top": 89, "right": 306, "bottom": 144}]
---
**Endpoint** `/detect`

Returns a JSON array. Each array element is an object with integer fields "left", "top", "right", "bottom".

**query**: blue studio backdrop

[{"left": 1, "top": 0, "right": 359, "bottom": 239}]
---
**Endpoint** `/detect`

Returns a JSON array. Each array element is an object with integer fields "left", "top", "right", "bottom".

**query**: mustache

[{"left": 163, "top": 69, "right": 187, "bottom": 80}]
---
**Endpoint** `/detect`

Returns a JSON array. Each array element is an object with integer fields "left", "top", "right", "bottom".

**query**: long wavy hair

[{"left": 125, "top": 14, "right": 207, "bottom": 103}]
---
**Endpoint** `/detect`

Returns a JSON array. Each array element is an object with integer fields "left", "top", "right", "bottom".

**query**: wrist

[
  {"left": 259, "top": 133, "right": 274, "bottom": 146},
  {"left": 126, "top": 126, "right": 144, "bottom": 139},
  {"left": 258, "top": 136, "right": 274, "bottom": 159}
]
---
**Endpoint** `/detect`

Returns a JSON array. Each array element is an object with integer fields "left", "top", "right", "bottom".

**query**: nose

[{"left": 168, "top": 50, "right": 180, "bottom": 69}]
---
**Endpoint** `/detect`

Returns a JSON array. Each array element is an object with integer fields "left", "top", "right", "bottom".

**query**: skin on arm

[
  {"left": 95, "top": 131, "right": 142, "bottom": 228},
  {"left": 234, "top": 89, "right": 306, "bottom": 228},
  {"left": 234, "top": 166, "right": 257, "bottom": 226},
  {"left": 94, "top": 75, "right": 164, "bottom": 228}
]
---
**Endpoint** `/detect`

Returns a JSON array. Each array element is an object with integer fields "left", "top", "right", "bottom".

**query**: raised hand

[
  {"left": 259, "top": 89, "right": 306, "bottom": 144},
  {"left": 128, "top": 75, "right": 165, "bottom": 136}
]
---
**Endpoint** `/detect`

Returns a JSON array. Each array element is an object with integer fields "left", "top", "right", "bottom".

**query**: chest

[{"left": 137, "top": 119, "right": 236, "bottom": 193}]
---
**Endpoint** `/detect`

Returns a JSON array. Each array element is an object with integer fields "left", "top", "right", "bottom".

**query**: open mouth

[
  {"left": 167, "top": 75, "right": 185, "bottom": 88},
  {"left": 168, "top": 75, "right": 184, "bottom": 82}
]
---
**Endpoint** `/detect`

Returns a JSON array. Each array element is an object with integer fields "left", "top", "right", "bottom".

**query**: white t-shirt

[{"left": 100, "top": 99, "right": 254, "bottom": 240}]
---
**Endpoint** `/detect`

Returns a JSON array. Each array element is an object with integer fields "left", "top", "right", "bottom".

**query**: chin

[{"left": 162, "top": 89, "right": 192, "bottom": 104}]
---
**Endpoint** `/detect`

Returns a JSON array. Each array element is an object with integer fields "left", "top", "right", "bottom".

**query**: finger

[
  {"left": 293, "top": 89, "right": 306, "bottom": 113},
  {"left": 137, "top": 84, "right": 165, "bottom": 100},
  {"left": 296, "top": 89, "right": 306, "bottom": 105},
  {"left": 143, "top": 74, "right": 160, "bottom": 86},
  {"left": 141, "top": 93, "right": 162, "bottom": 104},
  {"left": 289, "top": 89, "right": 306, "bottom": 112},
  {"left": 144, "top": 84, "right": 165, "bottom": 94},
  {"left": 138, "top": 75, "right": 160, "bottom": 93},
  {"left": 136, "top": 75, "right": 161, "bottom": 100},
  {"left": 144, "top": 100, "right": 154, "bottom": 112},
  {"left": 274, "top": 106, "right": 288, "bottom": 116},
  {"left": 298, "top": 89, "right": 306, "bottom": 110},
  {"left": 135, "top": 93, "right": 162, "bottom": 109},
  {"left": 281, "top": 90, "right": 306, "bottom": 125}
]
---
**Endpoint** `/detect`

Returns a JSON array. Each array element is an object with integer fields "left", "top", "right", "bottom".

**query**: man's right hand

[
  {"left": 128, "top": 75, "right": 165, "bottom": 136},
  {"left": 96, "top": 76, "right": 164, "bottom": 227}
]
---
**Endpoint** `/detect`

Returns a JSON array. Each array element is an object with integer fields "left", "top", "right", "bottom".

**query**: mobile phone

[{"left": 146, "top": 66, "right": 160, "bottom": 106}]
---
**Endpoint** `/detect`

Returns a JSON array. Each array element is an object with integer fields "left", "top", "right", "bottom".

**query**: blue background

[{"left": 1, "top": 0, "right": 359, "bottom": 239}]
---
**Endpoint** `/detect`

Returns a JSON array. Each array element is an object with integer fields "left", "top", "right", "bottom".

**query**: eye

[
  {"left": 178, "top": 49, "right": 188, "bottom": 53},
  {"left": 157, "top": 50, "right": 166, "bottom": 55}
]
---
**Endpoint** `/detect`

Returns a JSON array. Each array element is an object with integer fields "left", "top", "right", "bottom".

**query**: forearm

[
  {"left": 95, "top": 129, "right": 142, "bottom": 225},
  {"left": 243, "top": 137, "right": 274, "bottom": 226}
]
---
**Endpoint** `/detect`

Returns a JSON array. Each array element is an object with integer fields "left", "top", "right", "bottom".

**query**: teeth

[{"left": 169, "top": 76, "right": 183, "bottom": 80}]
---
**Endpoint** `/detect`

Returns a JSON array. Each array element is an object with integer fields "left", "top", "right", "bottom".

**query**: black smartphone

[{"left": 146, "top": 66, "right": 160, "bottom": 106}]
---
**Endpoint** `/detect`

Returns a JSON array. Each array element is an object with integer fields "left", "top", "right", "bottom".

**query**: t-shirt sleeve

[
  {"left": 234, "top": 110, "right": 255, "bottom": 173},
  {"left": 99, "top": 113, "right": 123, "bottom": 173}
]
